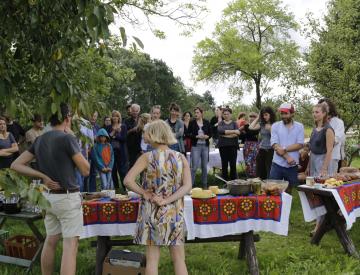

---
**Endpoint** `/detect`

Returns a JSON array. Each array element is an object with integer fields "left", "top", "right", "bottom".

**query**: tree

[
  {"left": 103, "top": 47, "right": 194, "bottom": 116},
  {"left": 0, "top": 0, "right": 205, "bottom": 119},
  {"left": 193, "top": 0, "right": 301, "bottom": 109},
  {"left": 306, "top": 0, "right": 360, "bottom": 131},
  {"left": 202, "top": 90, "right": 216, "bottom": 110}
]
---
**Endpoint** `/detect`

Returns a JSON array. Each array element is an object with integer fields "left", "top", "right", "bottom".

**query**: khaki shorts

[{"left": 42, "top": 192, "right": 83, "bottom": 238}]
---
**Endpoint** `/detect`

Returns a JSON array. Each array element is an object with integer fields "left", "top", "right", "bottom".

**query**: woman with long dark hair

[
  {"left": 249, "top": 106, "right": 276, "bottom": 179},
  {"left": 106, "top": 110, "right": 128, "bottom": 191},
  {"left": 182, "top": 111, "right": 192, "bottom": 154},
  {"left": 241, "top": 112, "right": 260, "bottom": 178}
]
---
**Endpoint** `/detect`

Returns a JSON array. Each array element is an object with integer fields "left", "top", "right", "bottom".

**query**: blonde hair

[
  {"left": 144, "top": 120, "right": 177, "bottom": 145},
  {"left": 111, "top": 110, "right": 122, "bottom": 124},
  {"left": 136, "top": 113, "right": 151, "bottom": 131}
]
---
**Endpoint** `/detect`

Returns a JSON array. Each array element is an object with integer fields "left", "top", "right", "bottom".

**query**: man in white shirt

[{"left": 270, "top": 103, "right": 304, "bottom": 193}]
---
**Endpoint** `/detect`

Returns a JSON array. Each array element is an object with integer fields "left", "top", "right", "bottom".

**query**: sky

[{"left": 111, "top": 0, "right": 329, "bottom": 105}]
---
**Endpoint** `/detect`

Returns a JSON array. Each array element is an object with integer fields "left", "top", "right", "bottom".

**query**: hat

[{"left": 278, "top": 102, "right": 295, "bottom": 113}]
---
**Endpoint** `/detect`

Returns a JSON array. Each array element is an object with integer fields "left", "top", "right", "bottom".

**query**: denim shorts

[{"left": 269, "top": 162, "right": 298, "bottom": 186}]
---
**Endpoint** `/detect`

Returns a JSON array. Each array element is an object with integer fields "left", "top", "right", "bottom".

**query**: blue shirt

[{"left": 270, "top": 121, "right": 304, "bottom": 168}]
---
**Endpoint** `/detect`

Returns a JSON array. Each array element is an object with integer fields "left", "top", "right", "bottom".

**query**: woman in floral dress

[{"left": 124, "top": 120, "right": 192, "bottom": 275}]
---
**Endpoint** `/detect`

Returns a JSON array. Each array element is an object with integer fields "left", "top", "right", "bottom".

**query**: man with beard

[{"left": 269, "top": 103, "right": 304, "bottom": 193}]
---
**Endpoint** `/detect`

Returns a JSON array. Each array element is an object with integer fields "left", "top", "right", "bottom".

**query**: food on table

[
  {"left": 339, "top": 167, "right": 359, "bottom": 174},
  {"left": 82, "top": 192, "right": 107, "bottom": 200},
  {"left": 323, "top": 178, "right": 344, "bottom": 188},
  {"left": 191, "top": 188, "right": 215, "bottom": 199},
  {"left": 261, "top": 180, "right": 289, "bottom": 195},
  {"left": 112, "top": 194, "right": 130, "bottom": 201},
  {"left": 209, "top": 186, "right": 220, "bottom": 194}
]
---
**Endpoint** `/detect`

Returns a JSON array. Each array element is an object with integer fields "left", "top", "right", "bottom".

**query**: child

[
  {"left": 124, "top": 120, "right": 192, "bottom": 275},
  {"left": 92, "top": 128, "right": 114, "bottom": 190}
]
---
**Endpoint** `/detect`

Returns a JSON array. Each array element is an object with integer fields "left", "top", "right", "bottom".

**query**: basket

[
  {"left": 0, "top": 230, "right": 9, "bottom": 245},
  {"left": 4, "top": 235, "right": 39, "bottom": 260}
]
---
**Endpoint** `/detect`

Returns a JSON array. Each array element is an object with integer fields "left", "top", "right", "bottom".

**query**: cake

[{"left": 191, "top": 188, "right": 213, "bottom": 198}]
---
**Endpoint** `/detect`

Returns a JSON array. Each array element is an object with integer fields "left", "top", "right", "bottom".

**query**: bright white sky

[{"left": 111, "top": 0, "right": 329, "bottom": 105}]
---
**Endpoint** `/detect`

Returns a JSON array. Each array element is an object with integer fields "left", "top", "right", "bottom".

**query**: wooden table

[
  {"left": 92, "top": 232, "right": 261, "bottom": 275},
  {"left": 0, "top": 211, "right": 44, "bottom": 274},
  {"left": 297, "top": 185, "right": 359, "bottom": 258}
]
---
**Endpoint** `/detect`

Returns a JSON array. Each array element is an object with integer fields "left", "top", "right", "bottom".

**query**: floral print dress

[{"left": 134, "top": 149, "right": 185, "bottom": 246}]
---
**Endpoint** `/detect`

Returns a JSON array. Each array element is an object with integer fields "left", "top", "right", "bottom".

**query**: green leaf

[
  {"left": 51, "top": 102, "right": 57, "bottom": 114},
  {"left": 20, "top": 187, "right": 29, "bottom": 198},
  {"left": 132, "top": 36, "right": 144, "bottom": 49},
  {"left": 120, "top": 27, "right": 127, "bottom": 47},
  {"left": 27, "top": 188, "right": 40, "bottom": 204},
  {"left": 88, "top": 14, "right": 98, "bottom": 29},
  {"left": 37, "top": 194, "right": 51, "bottom": 209},
  {"left": 0, "top": 80, "right": 7, "bottom": 96}
]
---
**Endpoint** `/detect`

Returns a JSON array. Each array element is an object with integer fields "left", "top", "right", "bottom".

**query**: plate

[
  {"left": 217, "top": 189, "right": 229, "bottom": 195},
  {"left": 112, "top": 195, "right": 131, "bottom": 201},
  {"left": 191, "top": 193, "right": 216, "bottom": 199}
]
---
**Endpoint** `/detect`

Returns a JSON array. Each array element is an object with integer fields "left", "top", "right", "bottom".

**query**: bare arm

[
  {"left": 10, "top": 151, "right": 61, "bottom": 190},
  {"left": 0, "top": 150, "right": 12, "bottom": 157},
  {"left": 2, "top": 143, "right": 19, "bottom": 154},
  {"left": 72, "top": 152, "right": 90, "bottom": 176},
  {"left": 124, "top": 153, "right": 153, "bottom": 199},
  {"left": 285, "top": 143, "right": 303, "bottom": 152},
  {"left": 249, "top": 116, "right": 260, "bottom": 130}
]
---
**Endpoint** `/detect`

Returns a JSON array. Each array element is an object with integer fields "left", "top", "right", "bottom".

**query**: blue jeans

[
  {"left": 269, "top": 162, "right": 298, "bottom": 186},
  {"left": 191, "top": 144, "right": 209, "bottom": 188},
  {"left": 84, "top": 157, "right": 97, "bottom": 192},
  {"left": 99, "top": 172, "right": 114, "bottom": 190}
]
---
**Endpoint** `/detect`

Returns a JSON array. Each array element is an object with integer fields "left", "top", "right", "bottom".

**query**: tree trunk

[{"left": 254, "top": 78, "right": 261, "bottom": 110}]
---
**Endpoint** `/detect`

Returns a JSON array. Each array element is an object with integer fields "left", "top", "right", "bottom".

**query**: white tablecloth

[
  {"left": 81, "top": 193, "right": 292, "bottom": 239},
  {"left": 298, "top": 184, "right": 360, "bottom": 230},
  {"left": 186, "top": 148, "right": 244, "bottom": 171}
]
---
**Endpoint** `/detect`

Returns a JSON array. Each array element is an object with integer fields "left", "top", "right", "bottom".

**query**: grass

[{"left": 1, "top": 159, "right": 360, "bottom": 275}]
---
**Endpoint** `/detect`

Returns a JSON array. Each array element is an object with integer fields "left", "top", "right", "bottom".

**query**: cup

[{"left": 306, "top": 177, "right": 315, "bottom": 186}]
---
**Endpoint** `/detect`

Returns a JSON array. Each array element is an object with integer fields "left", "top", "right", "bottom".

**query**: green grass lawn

[{"left": 1, "top": 159, "right": 360, "bottom": 275}]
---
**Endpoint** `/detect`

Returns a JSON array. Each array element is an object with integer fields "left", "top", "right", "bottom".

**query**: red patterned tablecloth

[
  {"left": 298, "top": 181, "right": 360, "bottom": 230},
  {"left": 83, "top": 198, "right": 139, "bottom": 226},
  {"left": 192, "top": 195, "right": 282, "bottom": 224},
  {"left": 81, "top": 193, "right": 292, "bottom": 239}
]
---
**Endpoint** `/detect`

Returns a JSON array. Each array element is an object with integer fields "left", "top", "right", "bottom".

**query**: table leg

[
  {"left": 96, "top": 236, "right": 111, "bottom": 275},
  {"left": 311, "top": 214, "right": 332, "bottom": 245},
  {"left": 238, "top": 235, "right": 246, "bottom": 259},
  {"left": 322, "top": 197, "right": 360, "bottom": 258},
  {"left": 26, "top": 220, "right": 45, "bottom": 242},
  {"left": 243, "top": 231, "right": 259, "bottom": 275},
  {"left": 0, "top": 217, "right": 6, "bottom": 229}
]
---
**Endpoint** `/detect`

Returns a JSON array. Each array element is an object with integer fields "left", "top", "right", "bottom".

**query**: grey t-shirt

[
  {"left": 217, "top": 121, "right": 239, "bottom": 147},
  {"left": 29, "top": 130, "right": 80, "bottom": 190},
  {"left": 259, "top": 123, "right": 272, "bottom": 149}
]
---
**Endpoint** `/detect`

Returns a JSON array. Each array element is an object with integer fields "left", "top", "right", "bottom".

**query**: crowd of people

[
  {"left": 3, "top": 97, "right": 347, "bottom": 275},
  {"left": 1, "top": 98, "right": 347, "bottom": 192}
]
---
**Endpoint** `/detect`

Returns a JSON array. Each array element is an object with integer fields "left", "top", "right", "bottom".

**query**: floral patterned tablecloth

[
  {"left": 81, "top": 193, "right": 292, "bottom": 239},
  {"left": 298, "top": 181, "right": 360, "bottom": 230}
]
